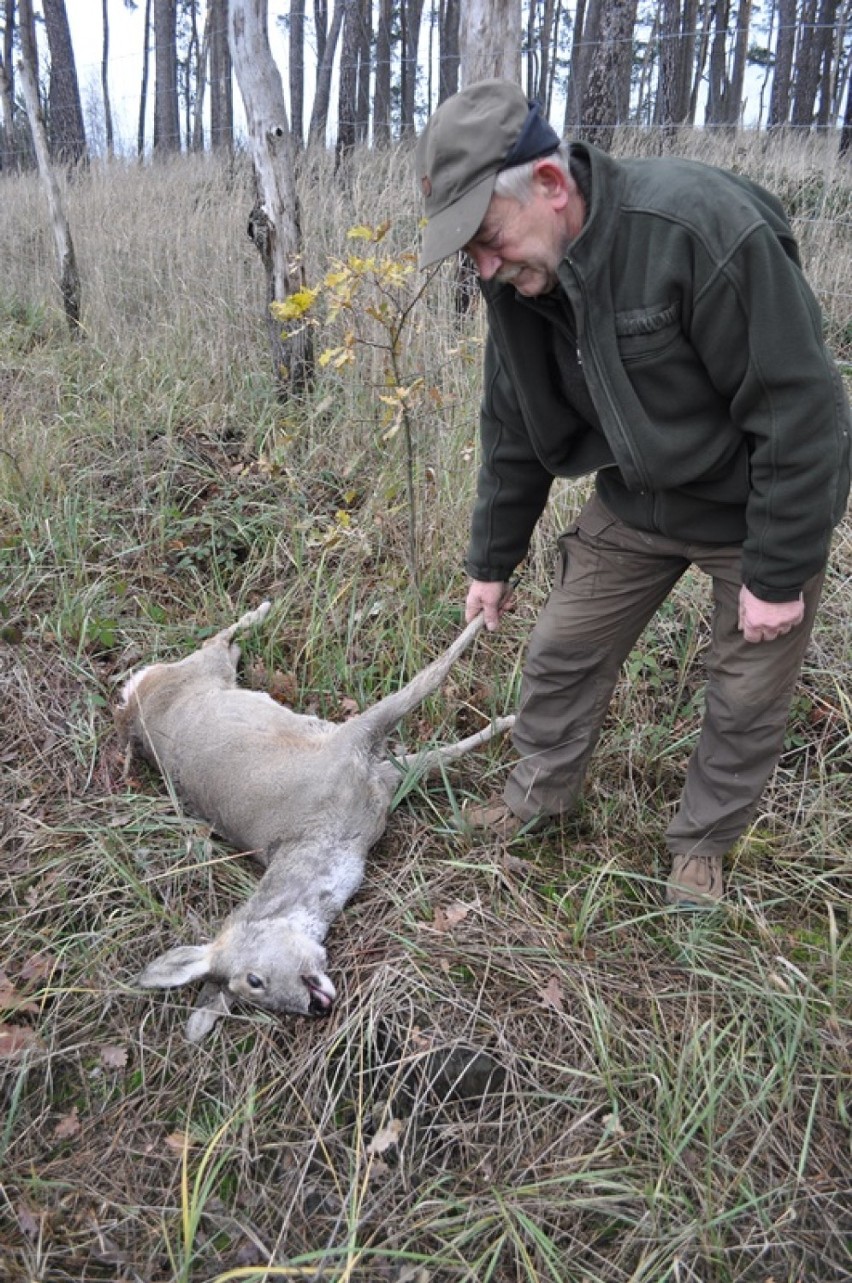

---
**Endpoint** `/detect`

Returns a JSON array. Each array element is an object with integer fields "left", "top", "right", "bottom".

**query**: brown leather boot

[
  {"left": 461, "top": 797, "right": 529, "bottom": 840},
  {"left": 666, "top": 852, "right": 724, "bottom": 907}
]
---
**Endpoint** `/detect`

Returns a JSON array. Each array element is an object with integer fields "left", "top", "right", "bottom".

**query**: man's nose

[{"left": 467, "top": 246, "right": 501, "bottom": 280}]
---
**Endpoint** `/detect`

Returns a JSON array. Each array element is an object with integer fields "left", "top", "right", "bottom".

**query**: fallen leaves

[
  {"left": 17, "top": 952, "right": 55, "bottom": 985},
  {"left": 0, "top": 954, "right": 60, "bottom": 1060},
  {"left": 53, "top": 1107, "right": 81, "bottom": 1140},
  {"left": 15, "top": 1201, "right": 41, "bottom": 1240},
  {"left": 430, "top": 900, "right": 474, "bottom": 933},
  {"left": 165, "top": 1130, "right": 196, "bottom": 1154},
  {"left": 99, "top": 1044, "right": 128, "bottom": 1070},
  {"left": 0, "top": 971, "right": 38, "bottom": 1017},
  {"left": 0, "top": 1022, "right": 46, "bottom": 1057},
  {"left": 539, "top": 975, "right": 565, "bottom": 1013}
]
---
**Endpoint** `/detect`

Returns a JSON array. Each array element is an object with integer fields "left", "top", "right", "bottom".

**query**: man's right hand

[{"left": 465, "top": 579, "right": 510, "bottom": 632}]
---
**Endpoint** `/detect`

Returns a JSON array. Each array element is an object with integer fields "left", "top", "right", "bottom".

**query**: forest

[{"left": 1, "top": 0, "right": 852, "bottom": 167}]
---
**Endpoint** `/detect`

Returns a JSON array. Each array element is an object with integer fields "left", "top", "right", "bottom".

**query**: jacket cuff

[
  {"left": 464, "top": 558, "right": 518, "bottom": 583},
  {"left": 743, "top": 577, "right": 805, "bottom": 603}
]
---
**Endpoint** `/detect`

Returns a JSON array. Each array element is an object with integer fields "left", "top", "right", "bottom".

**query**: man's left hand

[{"left": 738, "top": 586, "right": 805, "bottom": 643}]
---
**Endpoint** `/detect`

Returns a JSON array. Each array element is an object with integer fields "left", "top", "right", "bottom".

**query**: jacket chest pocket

[{"left": 615, "top": 300, "right": 683, "bottom": 364}]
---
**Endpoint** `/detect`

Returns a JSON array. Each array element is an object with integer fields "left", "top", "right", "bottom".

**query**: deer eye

[{"left": 246, "top": 973, "right": 265, "bottom": 991}]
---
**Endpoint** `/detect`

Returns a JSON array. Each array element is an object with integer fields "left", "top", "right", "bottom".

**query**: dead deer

[{"left": 116, "top": 601, "right": 513, "bottom": 1040}]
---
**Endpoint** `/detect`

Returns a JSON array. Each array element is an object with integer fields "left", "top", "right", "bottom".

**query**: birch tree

[
  {"left": 459, "top": 0, "right": 522, "bottom": 85},
  {"left": 16, "top": 0, "right": 81, "bottom": 331},
  {"left": 229, "top": 0, "right": 311, "bottom": 390}
]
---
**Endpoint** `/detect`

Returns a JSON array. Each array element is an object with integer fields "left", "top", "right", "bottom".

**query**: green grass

[{"left": 1, "top": 133, "right": 850, "bottom": 1282}]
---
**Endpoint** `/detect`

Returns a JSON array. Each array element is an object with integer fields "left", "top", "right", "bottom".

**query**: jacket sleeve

[
  {"left": 466, "top": 334, "right": 554, "bottom": 581},
  {"left": 689, "top": 222, "right": 851, "bottom": 600}
]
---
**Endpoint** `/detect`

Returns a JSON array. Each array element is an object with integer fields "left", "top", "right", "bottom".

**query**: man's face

[{"left": 464, "top": 189, "right": 569, "bottom": 297}]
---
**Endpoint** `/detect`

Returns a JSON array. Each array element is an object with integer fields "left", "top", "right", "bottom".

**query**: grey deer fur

[{"left": 117, "top": 602, "right": 513, "bottom": 1041}]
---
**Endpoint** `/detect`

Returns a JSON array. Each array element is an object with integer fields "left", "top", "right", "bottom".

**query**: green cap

[{"left": 416, "top": 79, "right": 561, "bottom": 269}]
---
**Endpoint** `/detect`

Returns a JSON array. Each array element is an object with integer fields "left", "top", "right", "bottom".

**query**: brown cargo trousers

[{"left": 503, "top": 493, "right": 826, "bottom": 857}]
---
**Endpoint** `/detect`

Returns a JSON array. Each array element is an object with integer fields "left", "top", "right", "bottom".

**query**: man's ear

[{"left": 532, "top": 158, "right": 571, "bottom": 206}]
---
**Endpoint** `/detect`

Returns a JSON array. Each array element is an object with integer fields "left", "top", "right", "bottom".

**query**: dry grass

[{"left": 1, "top": 132, "right": 850, "bottom": 1283}]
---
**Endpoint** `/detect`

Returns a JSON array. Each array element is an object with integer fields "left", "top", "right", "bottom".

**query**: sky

[{"left": 59, "top": 1, "right": 291, "bottom": 152}]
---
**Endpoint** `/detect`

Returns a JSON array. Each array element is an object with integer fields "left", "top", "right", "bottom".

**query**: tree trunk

[
  {"left": 335, "top": 0, "right": 372, "bottom": 155},
  {"left": 688, "top": 0, "right": 713, "bottom": 122},
  {"left": 580, "top": 0, "right": 638, "bottom": 150},
  {"left": 813, "top": 0, "right": 840, "bottom": 129},
  {"left": 153, "top": 0, "right": 180, "bottom": 153},
  {"left": 229, "top": 0, "right": 312, "bottom": 392},
  {"left": 564, "top": 0, "right": 597, "bottom": 132},
  {"left": 138, "top": 0, "right": 152, "bottom": 156},
  {"left": 16, "top": 41, "right": 81, "bottom": 331},
  {"left": 208, "top": 0, "right": 233, "bottom": 149},
  {"left": 314, "top": 0, "right": 328, "bottom": 65},
  {"left": 839, "top": 48, "right": 852, "bottom": 154},
  {"left": 677, "top": 0, "right": 698, "bottom": 121},
  {"left": 725, "top": 0, "right": 752, "bottom": 126},
  {"left": 337, "top": 0, "right": 360, "bottom": 155},
  {"left": 705, "top": 0, "right": 731, "bottom": 126},
  {"left": 791, "top": 0, "right": 820, "bottom": 127},
  {"left": 355, "top": 0, "right": 371, "bottom": 140},
  {"left": 659, "top": 0, "right": 684, "bottom": 131},
  {"left": 192, "top": 1, "right": 209, "bottom": 150},
  {"left": 538, "top": 0, "right": 557, "bottom": 105},
  {"left": 289, "top": 0, "right": 306, "bottom": 147},
  {"left": 459, "top": 0, "right": 522, "bottom": 86},
  {"left": 101, "top": 0, "right": 114, "bottom": 156},
  {"left": 184, "top": 0, "right": 201, "bottom": 149},
  {"left": 308, "top": 0, "right": 349, "bottom": 145},
  {"left": 1, "top": 1, "right": 18, "bottom": 173},
  {"left": 400, "top": 0, "right": 426, "bottom": 134},
  {"left": 374, "top": 0, "right": 393, "bottom": 142},
  {"left": 439, "top": 0, "right": 460, "bottom": 102},
  {"left": 768, "top": 0, "right": 797, "bottom": 128},
  {"left": 42, "top": 0, "right": 87, "bottom": 164}
]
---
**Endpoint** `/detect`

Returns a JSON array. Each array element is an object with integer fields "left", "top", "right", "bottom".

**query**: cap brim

[{"left": 418, "top": 170, "right": 497, "bottom": 269}]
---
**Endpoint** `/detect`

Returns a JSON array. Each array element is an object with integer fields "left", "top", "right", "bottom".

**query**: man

[{"left": 416, "top": 79, "right": 850, "bottom": 906}]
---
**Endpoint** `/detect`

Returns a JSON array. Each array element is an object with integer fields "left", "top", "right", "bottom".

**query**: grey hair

[{"left": 493, "top": 141, "right": 573, "bottom": 204}]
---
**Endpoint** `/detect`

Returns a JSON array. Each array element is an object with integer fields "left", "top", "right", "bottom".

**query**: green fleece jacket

[{"left": 467, "top": 143, "right": 851, "bottom": 601}]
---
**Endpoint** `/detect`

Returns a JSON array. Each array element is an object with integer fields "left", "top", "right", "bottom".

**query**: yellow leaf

[{"left": 270, "top": 287, "right": 318, "bottom": 321}]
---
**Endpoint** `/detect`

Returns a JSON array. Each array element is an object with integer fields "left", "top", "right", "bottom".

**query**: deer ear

[
  {"left": 184, "top": 984, "right": 234, "bottom": 1043},
  {"left": 137, "top": 944, "right": 215, "bottom": 990}
]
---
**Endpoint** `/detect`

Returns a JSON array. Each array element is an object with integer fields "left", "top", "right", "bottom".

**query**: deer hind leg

[
  {"left": 399, "top": 715, "right": 515, "bottom": 772},
  {"left": 202, "top": 600, "right": 272, "bottom": 651},
  {"left": 199, "top": 600, "right": 272, "bottom": 669}
]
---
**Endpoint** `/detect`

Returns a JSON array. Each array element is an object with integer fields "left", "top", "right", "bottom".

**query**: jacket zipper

[{"left": 567, "top": 259, "right": 652, "bottom": 495}]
